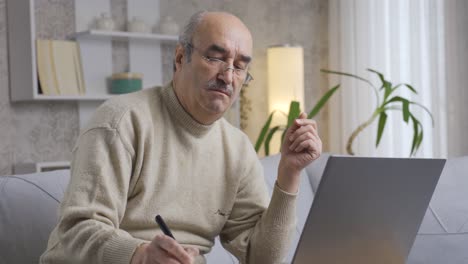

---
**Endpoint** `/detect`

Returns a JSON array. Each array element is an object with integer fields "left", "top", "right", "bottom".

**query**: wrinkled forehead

[{"left": 192, "top": 13, "right": 253, "bottom": 59}]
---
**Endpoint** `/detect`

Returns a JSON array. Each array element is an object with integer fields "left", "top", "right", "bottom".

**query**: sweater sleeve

[
  {"left": 220, "top": 150, "right": 297, "bottom": 264},
  {"left": 40, "top": 126, "right": 145, "bottom": 264}
]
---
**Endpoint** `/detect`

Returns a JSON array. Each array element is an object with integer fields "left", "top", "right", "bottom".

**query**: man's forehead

[
  {"left": 193, "top": 13, "right": 253, "bottom": 56},
  {"left": 204, "top": 43, "right": 252, "bottom": 63}
]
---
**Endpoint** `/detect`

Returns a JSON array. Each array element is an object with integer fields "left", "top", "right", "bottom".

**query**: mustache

[{"left": 206, "top": 80, "right": 233, "bottom": 96}]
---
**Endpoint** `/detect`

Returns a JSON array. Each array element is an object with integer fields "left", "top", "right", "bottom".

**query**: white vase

[
  {"left": 96, "top": 13, "right": 115, "bottom": 31},
  {"left": 158, "top": 16, "right": 179, "bottom": 35},
  {"left": 127, "top": 17, "right": 150, "bottom": 33}
]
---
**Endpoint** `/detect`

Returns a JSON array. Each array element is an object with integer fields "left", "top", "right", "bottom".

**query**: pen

[{"left": 155, "top": 214, "right": 175, "bottom": 240}]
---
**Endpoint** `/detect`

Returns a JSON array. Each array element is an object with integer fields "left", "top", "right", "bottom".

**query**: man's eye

[
  {"left": 206, "top": 56, "right": 223, "bottom": 62},
  {"left": 235, "top": 65, "right": 246, "bottom": 70}
]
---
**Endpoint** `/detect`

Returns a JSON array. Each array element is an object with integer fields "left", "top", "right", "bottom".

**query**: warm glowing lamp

[
  {"left": 266, "top": 45, "right": 304, "bottom": 154},
  {"left": 267, "top": 45, "right": 304, "bottom": 115}
]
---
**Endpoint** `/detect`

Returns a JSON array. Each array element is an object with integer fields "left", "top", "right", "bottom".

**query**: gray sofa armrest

[{"left": 0, "top": 170, "right": 70, "bottom": 264}]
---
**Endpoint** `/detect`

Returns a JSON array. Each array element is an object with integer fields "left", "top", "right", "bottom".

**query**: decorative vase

[
  {"left": 158, "top": 16, "right": 179, "bottom": 35},
  {"left": 127, "top": 17, "right": 150, "bottom": 33},
  {"left": 96, "top": 12, "right": 115, "bottom": 31},
  {"left": 110, "top": 72, "right": 143, "bottom": 94}
]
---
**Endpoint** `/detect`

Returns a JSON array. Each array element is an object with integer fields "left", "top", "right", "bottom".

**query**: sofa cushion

[
  {"left": 409, "top": 233, "right": 468, "bottom": 264},
  {"left": 259, "top": 154, "right": 315, "bottom": 263},
  {"left": 0, "top": 170, "right": 70, "bottom": 264},
  {"left": 303, "top": 152, "right": 331, "bottom": 193},
  {"left": 204, "top": 236, "right": 239, "bottom": 263},
  {"left": 425, "top": 156, "right": 468, "bottom": 233},
  {"left": 407, "top": 156, "right": 468, "bottom": 264}
]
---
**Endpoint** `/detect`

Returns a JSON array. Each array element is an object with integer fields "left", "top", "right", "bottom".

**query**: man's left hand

[{"left": 277, "top": 112, "right": 322, "bottom": 193}]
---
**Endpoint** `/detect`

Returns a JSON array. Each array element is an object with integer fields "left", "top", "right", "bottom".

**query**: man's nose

[{"left": 218, "top": 66, "right": 234, "bottom": 85}]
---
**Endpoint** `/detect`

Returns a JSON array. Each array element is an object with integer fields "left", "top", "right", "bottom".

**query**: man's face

[{"left": 174, "top": 13, "right": 253, "bottom": 124}]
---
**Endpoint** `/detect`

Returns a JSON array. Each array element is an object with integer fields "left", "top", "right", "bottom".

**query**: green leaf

[
  {"left": 367, "top": 68, "right": 393, "bottom": 103},
  {"left": 287, "top": 101, "right": 301, "bottom": 128},
  {"left": 410, "top": 101, "right": 435, "bottom": 127},
  {"left": 264, "top": 126, "right": 282, "bottom": 156},
  {"left": 321, "top": 69, "right": 374, "bottom": 87},
  {"left": 322, "top": 68, "right": 380, "bottom": 106},
  {"left": 383, "top": 83, "right": 416, "bottom": 104},
  {"left": 376, "top": 112, "right": 388, "bottom": 147},
  {"left": 404, "top": 84, "right": 417, "bottom": 94},
  {"left": 384, "top": 96, "right": 409, "bottom": 106},
  {"left": 410, "top": 114, "right": 420, "bottom": 156},
  {"left": 416, "top": 129, "right": 424, "bottom": 153},
  {"left": 410, "top": 122, "right": 424, "bottom": 157},
  {"left": 386, "top": 96, "right": 432, "bottom": 128},
  {"left": 367, "top": 68, "right": 386, "bottom": 87},
  {"left": 308, "top": 84, "right": 340, "bottom": 119},
  {"left": 383, "top": 81, "right": 393, "bottom": 101},
  {"left": 254, "top": 111, "right": 276, "bottom": 152},
  {"left": 282, "top": 101, "right": 301, "bottom": 144},
  {"left": 402, "top": 100, "right": 410, "bottom": 123},
  {"left": 393, "top": 83, "right": 418, "bottom": 94},
  {"left": 383, "top": 106, "right": 402, "bottom": 111},
  {"left": 281, "top": 129, "right": 287, "bottom": 148}
]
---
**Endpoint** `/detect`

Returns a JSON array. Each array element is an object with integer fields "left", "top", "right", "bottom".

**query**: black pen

[{"left": 155, "top": 214, "right": 175, "bottom": 240}]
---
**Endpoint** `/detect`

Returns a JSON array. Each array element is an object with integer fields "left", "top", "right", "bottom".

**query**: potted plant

[
  {"left": 255, "top": 68, "right": 434, "bottom": 157},
  {"left": 322, "top": 68, "right": 433, "bottom": 156},
  {"left": 255, "top": 85, "right": 340, "bottom": 155}
]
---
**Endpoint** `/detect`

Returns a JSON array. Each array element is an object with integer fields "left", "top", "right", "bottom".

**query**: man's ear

[{"left": 174, "top": 44, "right": 185, "bottom": 71}]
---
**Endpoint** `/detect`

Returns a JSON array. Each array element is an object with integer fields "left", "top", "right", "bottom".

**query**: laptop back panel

[{"left": 292, "top": 156, "right": 446, "bottom": 264}]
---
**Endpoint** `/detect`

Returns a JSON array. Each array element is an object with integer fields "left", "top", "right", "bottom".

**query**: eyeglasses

[{"left": 187, "top": 43, "right": 254, "bottom": 85}]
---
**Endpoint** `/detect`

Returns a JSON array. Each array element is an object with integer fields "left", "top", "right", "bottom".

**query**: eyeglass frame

[{"left": 185, "top": 43, "right": 254, "bottom": 85}]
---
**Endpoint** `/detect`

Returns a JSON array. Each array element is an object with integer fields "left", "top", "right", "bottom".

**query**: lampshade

[
  {"left": 266, "top": 45, "right": 304, "bottom": 154},
  {"left": 267, "top": 45, "right": 304, "bottom": 114}
]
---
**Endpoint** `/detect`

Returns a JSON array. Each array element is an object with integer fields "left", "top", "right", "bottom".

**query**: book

[
  {"left": 73, "top": 42, "right": 85, "bottom": 95},
  {"left": 36, "top": 39, "right": 59, "bottom": 95},
  {"left": 36, "top": 39, "right": 85, "bottom": 95}
]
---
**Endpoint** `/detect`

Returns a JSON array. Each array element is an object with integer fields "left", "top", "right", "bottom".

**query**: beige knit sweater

[{"left": 40, "top": 83, "right": 297, "bottom": 264}]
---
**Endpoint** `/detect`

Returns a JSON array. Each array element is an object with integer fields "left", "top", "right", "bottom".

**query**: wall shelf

[
  {"left": 13, "top": 161, "right": 71, "bottom": 174},
  {"left": 70, "top": 30, "right": 178, "bottom": 43},
  {"left": 30, "top": 94, "right": 115, "bottom": 101},
  {"left": 7, "top": 1, "right": 176, "bottom": 103},
  {"left": 7, "top": 0, "right": 172, "bottom": 127}
]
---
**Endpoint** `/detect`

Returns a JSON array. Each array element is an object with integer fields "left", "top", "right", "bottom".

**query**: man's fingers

[
  {"left": 289, "top": 131, "right": 315, "bottom": 151},
  {"left": 289, "top": 122, "right": 319, "bottom": 140},
  {"left": 154, "top": 235, "right": 193, "bottom": 264},
  {"left": 143, "top": 241, "right": 182, "bottom": 264},
  {"left": 295, "top": 138, "right": 318, "bottom": 153},
  {"left": 294, "top": 139, "right": 322, "bottom": 159},
  {"left": 294, "top": 117, "right": 318, "bottom": 130},
  {"left": 288, "top": 124, "right": 319, "bottom": 144},
  {"left": 288, "top": 113, "right": 310, "bottom": 132}
]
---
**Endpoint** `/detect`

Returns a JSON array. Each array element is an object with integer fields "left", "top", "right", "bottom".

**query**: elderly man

[{"left": 40, "top": 11, "right": 321, "bottom": 264}]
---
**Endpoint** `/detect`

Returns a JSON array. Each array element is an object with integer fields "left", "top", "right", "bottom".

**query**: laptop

[{"left": 292, "top": 155, "right": 446, "bottom": 264}]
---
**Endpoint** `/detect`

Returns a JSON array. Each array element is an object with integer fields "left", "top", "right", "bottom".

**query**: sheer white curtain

[
  {"left": 327, "top": 0, "right": 451, "bottom": 158},
  {"left": 444, "top": 0, "right": 468, "bottom": 157}
]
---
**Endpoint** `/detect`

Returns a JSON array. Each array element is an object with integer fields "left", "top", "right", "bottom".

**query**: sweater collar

[{"left": 162, "top": 82, "right": 215, "bottom": 137}]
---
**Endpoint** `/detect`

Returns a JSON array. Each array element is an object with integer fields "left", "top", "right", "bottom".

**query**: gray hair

[
  {"left": 179, "top": 11, "right": 207, "bottom": 59},
  {"left": 173, "top": 11, "right": 207, "bottom": 72}
]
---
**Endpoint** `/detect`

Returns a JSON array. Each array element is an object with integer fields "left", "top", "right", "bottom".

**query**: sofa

[{"left": 1, "top": 153, "right": 467, "bottom": 264}]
